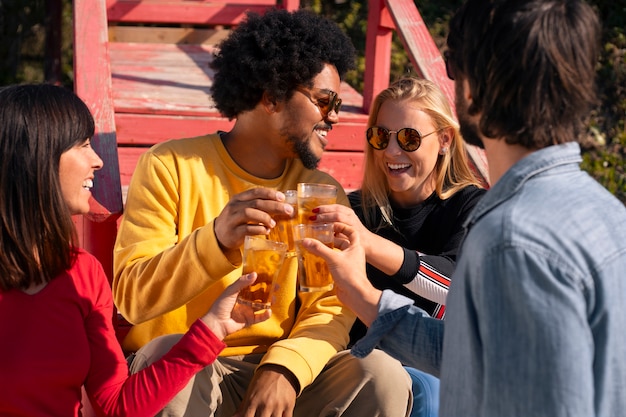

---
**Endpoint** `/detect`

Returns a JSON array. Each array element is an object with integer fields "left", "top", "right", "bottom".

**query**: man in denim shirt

[{"left": 303, "top": 0, "right": 626, "bottom": 416}]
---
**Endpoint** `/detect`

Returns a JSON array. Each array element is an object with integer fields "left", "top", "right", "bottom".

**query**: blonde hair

[{"left": 360, "top": 77, "right": 483, "bottom": 229}]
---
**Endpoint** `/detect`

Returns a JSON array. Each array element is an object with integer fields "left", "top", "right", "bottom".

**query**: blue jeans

[{"left": 405, "top": 367, "right": 439, "bottom": 417}]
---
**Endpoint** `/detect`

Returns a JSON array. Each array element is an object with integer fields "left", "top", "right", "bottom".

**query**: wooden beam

[
  {"left": 106, "top": 0, "right": 282, "bottom": 25},
  {"left": 73, "top": 0, "right": 123, "bottom": 279},
  {"left": 384, "top": 0, "right": 454, "bottom": 112},
  {"left": 363, "top": 0, "right": 393, "bottom": 113}
]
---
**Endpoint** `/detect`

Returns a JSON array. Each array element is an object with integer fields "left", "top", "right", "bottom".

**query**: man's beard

[
  {"left": 455, "top": 82, "right": 485, "bottom": 149},
  {"left": 290, "top": 134, "right": 321, "bottom": 170}
]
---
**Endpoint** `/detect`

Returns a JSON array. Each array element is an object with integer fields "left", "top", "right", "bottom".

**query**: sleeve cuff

[
  {"left": 350, "top": 290, "right": 414, "bottom": 358},
  {"left": 391, "top": 248, "right": 420, "bottom": 285}
]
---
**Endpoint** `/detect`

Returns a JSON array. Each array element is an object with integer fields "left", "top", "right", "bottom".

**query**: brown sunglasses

[
  {"left": 296, "top": 87, "right": 342, "bottom": 118},
  {"left": 367, "top": 126, "right": 443, "bottom": 152}
]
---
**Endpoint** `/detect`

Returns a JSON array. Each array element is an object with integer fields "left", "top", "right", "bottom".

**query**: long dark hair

[{"left": 0, "top": 84, "right": 95, "bottom": 291}]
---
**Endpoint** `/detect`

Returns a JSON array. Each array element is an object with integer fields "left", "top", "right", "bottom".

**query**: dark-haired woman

[{"left": 0, "top": 84, "right": 269, "bottom": 417}]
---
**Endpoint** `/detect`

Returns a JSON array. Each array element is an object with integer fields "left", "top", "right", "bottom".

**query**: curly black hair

[{"left": 210, "top": 8, "right": 356, "bottom": 119}]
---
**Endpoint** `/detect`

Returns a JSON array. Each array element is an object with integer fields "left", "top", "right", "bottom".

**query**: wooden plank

[
  {"left": 109, "top": 26, "right": 230, "bottom": 45},
  {"left": 318, "top": 152, "right": 365, "bottom": 192},
  {"left": 118, "top": 147, "right": 364, "bottom": 195},
  {"left": 118, "top": 147, "right": 148, "bottom": 191},
  {"left": 113, "top": 113, "right": 367, "bottom": 151},
  {"left": 106, "top": 0, "right": 281, "bottom": 25},
  {"left": 73, "top": 0, "right": 124, "bottom": 338},
  {"left": 109, "top": 42, "right": 218, "bottom": 115},
  {"left": 114, "top": 114, "right": 233, "bottom": 144},
  {"left": 109, "top": 42, "right": 367, "bottom": 117},
  {"left": 74, "top": 0, "right": 123, "bottom": 218},
  {"left": 363, "top": 0, "right": 393, "bottom": 112},
  {"left": 109, "top": 41, "right": 367, "bottom": 110}
]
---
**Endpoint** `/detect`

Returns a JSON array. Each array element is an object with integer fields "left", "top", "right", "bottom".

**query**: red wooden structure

[{"left": 73, "top": 0, "right": 488, "bottom": 413}]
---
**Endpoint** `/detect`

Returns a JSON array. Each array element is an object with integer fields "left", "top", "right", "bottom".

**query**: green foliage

[
  {"left": 0, "top": 0, "right": 74, "bottom": 85},
  {"left": 3, "top": 0, "right": 624, "bottom": 203},
  {"left": 579, "top": 1, "right": 626, "bottom": 203}
]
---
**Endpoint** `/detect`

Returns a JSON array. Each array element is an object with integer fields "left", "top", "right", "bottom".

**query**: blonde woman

[{"left": 312, "top": 77, "right": 485, "bottom": 417}]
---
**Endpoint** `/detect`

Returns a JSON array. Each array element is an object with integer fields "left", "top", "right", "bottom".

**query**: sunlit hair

[
  {"left": 0, "top": 84, "right": 95, "bottom": 291},
  {"left": 360, "top": 77, "right": 483, "bottom": 229},
  {"left": 447, "top": 0, "right": 600, "bottom": 148}
]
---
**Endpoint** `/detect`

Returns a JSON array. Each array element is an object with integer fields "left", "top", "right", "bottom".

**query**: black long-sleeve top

[{"left": 348, "top": 185, "right": 486, "bottom": 344}]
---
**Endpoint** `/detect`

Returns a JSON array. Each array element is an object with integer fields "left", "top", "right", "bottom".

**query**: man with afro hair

[{"left": 113, "top": 8, "right": 412, "bottom": 417}]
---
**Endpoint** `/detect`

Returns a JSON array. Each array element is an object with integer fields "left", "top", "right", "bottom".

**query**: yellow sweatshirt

[{"left": 113, "top": 133, "right": 355, "bottom": 393}]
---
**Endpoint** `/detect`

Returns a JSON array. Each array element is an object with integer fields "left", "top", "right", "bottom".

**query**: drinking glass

[
  {"left": 268, "top": 190, "right": 298, "bottom": 252},
  {"left": 296, "top": 183, "right": 337, "bottom": 224},
  {"left": 292, "top": 223, "right": 334, "bottom": 292},
  {"left": 237, "top": 236, "right": 287, "bottom": 310}
]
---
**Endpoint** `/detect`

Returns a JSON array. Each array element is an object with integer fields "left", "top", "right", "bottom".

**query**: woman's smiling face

[
  {"left": 58, "top": 138, "right": 103, "bottom": 215},
  {"left": 373, "top": 99, "right": 447, "bottom": 207}
]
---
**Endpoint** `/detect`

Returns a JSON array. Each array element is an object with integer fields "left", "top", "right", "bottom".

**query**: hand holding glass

[
  {"left": 297, "top": 183, "right": 337, "bottom": 224},
  {"left": 268, "top": 190, "right": 298, "bottom": 252},
  {"left": 293, "top": 223, "right": 335, "bottom": 292},
  {"left": 237, "top": 236, "right": 287, "bottom": 310}
]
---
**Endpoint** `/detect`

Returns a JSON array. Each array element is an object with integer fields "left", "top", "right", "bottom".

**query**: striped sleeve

[{"left": 403, "top": 256, "right": 450, "bottom": 318}]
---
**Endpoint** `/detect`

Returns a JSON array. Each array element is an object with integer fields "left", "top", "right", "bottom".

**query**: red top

[{"left": 0, "top": 249, "right": 225, "bottom": 417}]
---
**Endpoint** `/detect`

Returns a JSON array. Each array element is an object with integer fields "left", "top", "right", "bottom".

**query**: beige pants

[{"left": 131, "top": 334, "right": 412, "bottom": 417}]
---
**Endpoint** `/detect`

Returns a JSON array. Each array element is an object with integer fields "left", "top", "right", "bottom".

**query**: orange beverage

[
  {"left": 293, "top": 223, "right": 334, "bottom": 292},
  {"left": 237, "top": 236, "right": 287, "bottom": 310},
  {"left": 268, "top": 190, "right": 298, "bottom": 252},
  {"left": 296, "top": 183, "right": 337, "bottom": 224}
]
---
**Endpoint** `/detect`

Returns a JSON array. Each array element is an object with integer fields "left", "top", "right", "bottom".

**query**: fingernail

[
  {"left": 309, "top": 215, "right": 317, "bottom": 221},
  {"left": 312, "top": 207, "right": 320, "bottom": 213}
]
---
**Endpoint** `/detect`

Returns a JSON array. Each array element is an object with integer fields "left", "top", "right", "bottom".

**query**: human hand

[
  {"left": 301, "top": 222, "right": 382, "bottom": 326},
  {"left": 214, "top": 188, "right": 294, "bottom": 251},
  {"left": 310, "top": 204, "right": 376, "bottom": 255},
  {"left": 313, "top": 203, "right": 405, "bottom": 276},
  {"left": 200, "top": 273, "right": 272, "bottom": 340},
  {"left": 233, "top": 365, "right": 297, "bottom": 417}
]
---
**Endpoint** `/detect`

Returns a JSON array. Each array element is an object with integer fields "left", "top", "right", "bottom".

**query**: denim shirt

[{"left": 353, "top": 142, "right": 626, "bottom": 417}]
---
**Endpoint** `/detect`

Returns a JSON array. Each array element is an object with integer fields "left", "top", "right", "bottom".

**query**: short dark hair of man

[
  {"left": 210, "top": 8, "right": 356, "bottom": 120},
  {"left": 447, "top": 0, "right": 601, "bottom": 149}
]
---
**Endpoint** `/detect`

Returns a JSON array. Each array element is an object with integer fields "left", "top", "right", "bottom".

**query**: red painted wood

[
  {"left": 74, "top": 0, "right": 123, "bottom": 219},
  {"left": 384, "top": 0, "right": 455, "bottom": 112},
  {"left": 113, "top": 113, "right": 366, "bottom": 150},
  {"left": 109, "top": 42, "right": 366, "bottom": 118},
  {"left": 106, "top": 0, "right": 284, "bottom": 25},
  {"left": 281, "top": 0, "right": 299, "bottom": 11},
  {"left": 118, "top": 147, "right": 365, "bottom": 195},
  {"left": 318, "top": 152, "right": 365, "bottom": 192},
  {"left": 74, "top": 0, "right": 125, "bottom": 340},
  {"left": 363, "top": 0, "right": 393, "bottom": 113}
]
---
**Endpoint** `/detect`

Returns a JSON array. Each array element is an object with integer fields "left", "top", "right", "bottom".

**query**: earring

[{"left": 439, "top": 147, "right": 448, "bottom": 155}]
